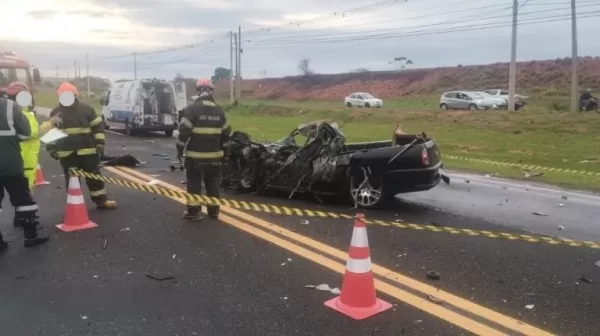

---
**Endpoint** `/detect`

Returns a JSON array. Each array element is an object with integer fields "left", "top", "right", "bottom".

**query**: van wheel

[{"left": 164, "top": 130, "right": 174, "bottom": 137}]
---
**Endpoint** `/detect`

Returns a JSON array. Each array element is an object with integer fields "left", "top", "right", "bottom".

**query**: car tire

[
  {"left": 468, "top": 104, "right": 477, "bottom": 111},
  {"left": 348, "top": 168, "right": 388, "bottom": 209},
  {"left": 346, "top": 102, "right": 352, "bottom": 107},
  {"left": 364, "top": 102, "right": 371, "bottom": 108},
  {"left": 440, "top": 103, "right": 448, "bottom": 110}
]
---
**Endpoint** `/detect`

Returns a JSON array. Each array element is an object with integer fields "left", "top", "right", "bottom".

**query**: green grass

[
  {"left": 35, "top": 90, "right": 102, "bottom": 111},
  {"left": 222, "top": 98, "right": 600, "bottom": 191}
]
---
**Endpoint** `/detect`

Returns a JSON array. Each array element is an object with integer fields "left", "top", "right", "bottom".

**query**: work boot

[
  {"left": 182, "top": 210, "right": 204, "bottom": 221},
  {"left": 21, "top": 217, "right": 49, "bottom": 248},
  {"left": 96, "top": 200, "right": 117, "bottom": 210},
  {"left": 208, "top": 212, "right": 219, "bottom": 220},
  {"left": 13, "top": 216, "right": 21, "bottom": 228},
  {"left": 207, "top": 205, "right": 220, "bottom": 220}
]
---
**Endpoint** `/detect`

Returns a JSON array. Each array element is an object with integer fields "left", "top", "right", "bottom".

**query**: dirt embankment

[{"left": 213, "top": 57, "right": 600, "bottom": 100}]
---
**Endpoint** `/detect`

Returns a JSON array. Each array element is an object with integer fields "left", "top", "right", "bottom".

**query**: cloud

[{"left": 2, "top": 0, "right": 600, "bottom": 82}]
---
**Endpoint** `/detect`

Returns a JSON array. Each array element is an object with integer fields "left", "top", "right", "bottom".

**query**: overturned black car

[{"left": 222, "top": 121, "right": 449, "bottom": 209}]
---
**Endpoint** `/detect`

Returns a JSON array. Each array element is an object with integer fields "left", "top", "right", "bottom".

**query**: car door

[
  {"left": 356, "top": 94, "right": 364, "bottom": 106},
  {"left": 456, "top": 93, "right": 470, "bottom": 109}
]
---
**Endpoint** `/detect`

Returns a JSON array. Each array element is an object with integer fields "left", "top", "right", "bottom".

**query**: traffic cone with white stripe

[
  {"left": 324, "top": 213, "right": 392, "bottom": 320},
  {"left": 34, "top": 164, "right": 50, "bottom": 186},
  {"left": 56, "top": 176, "right": 98, "bottom": 232}
]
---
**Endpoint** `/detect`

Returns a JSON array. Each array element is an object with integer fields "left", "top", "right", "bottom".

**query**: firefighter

[
  {"left": 6, "top": 82, "right": 62, "bottom": 189},
  {"left": 0, "top": 96, "right": 49, "bottom": 253},
  {"left": 176, "top": 78, "right": 231, "bottom": 220},
  {"left": 46, "top": 82, "right": 117, "bottom": 209}
]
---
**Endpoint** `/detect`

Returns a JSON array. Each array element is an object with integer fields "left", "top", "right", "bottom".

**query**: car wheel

[
  {"left": 440, "top": 103, "right": 448, "bottom": 110},
  {"left": 346, "top": 102, "right": 352, "bottom": 107},
  {"left": 348, "top": 168, "right": 387, "bottom": 209},
  {"left": 364, "top": 102, "right": 371, "bottom": 108},
  {"left": 468, "top": 104, "right": 477, "bottom": 111}
]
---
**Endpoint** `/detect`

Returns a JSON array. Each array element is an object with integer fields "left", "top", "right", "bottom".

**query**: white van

[{"left": 100, "top": 78, "right": 187, "bottom": 136}]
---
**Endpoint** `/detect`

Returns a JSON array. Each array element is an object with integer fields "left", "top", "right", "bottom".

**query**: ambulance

[{"left": 100, "top": 78, "right": 186, "bottom": 136}]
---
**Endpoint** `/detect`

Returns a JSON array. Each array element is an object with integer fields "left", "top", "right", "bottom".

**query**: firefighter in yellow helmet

[
  {"left": 46, "top": 82, "right": 117, "bottom": 209},
  {"left": 176, "top": 78, "right": 231, "bottom": 220}
]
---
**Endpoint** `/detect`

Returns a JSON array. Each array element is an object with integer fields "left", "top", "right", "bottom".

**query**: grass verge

[{"left": 223, "top": 100, "right": 600, "bottom": 191}]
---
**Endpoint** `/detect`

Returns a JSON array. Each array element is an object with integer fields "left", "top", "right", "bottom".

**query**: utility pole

[
  {"left": 73, "top": 60, "right": 78, "bottom": 79},
  {"left": 570, "top": 0, "right": 579, "bottom": 112},
  {"left": 236, "top": 25, "right": 242, "bottom": 102},
  {"left": 133, "top": 52, "right": 138, "bottom": 80},
  {"left": 86, "top": 53, "right": 91, "bottom": 97},
  {"left": 508, "top": 0, "right": 518, "bottom": 111},
  {"left": 233, "top": 32, "right": 238, "bottom": 101},
  {"left": 229, "top": 31, "right": 234, "bottom": 103}
]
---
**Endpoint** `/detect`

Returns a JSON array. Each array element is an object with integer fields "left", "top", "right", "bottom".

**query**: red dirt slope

[{"left": 214, "top": 57, "right": 600, "bottom": 100}]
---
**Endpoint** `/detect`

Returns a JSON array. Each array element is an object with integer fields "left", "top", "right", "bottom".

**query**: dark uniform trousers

[
  {"left": 0, "top": 175, "right": 40, "bottom": 240},
  {"left": 185, "top": 159, "right": 222, "bottom": 216},
  {"left": 60, "top": 153, "right": 107, "bottom": 205}
]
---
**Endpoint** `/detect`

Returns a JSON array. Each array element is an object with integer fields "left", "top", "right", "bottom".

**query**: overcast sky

[{"left": 1, "top": 0, "right": 599, "bottom": 81}]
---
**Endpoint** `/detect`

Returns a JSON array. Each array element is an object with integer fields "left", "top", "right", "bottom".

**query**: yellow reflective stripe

[
  {"left": 94, "top": 133, "right": 105, "bottom": 140},
  {"left": 180, "top": 117, "right": 193, "bottom": 128},
  {"left": 223, "top": 124, "right": 231, "bottom": 130},
  {"left": 57, "top": 150, "right": 75, "bottom": 157},
  {"left": 90, "top": 117, "right": 102, "bottom": 127},
  {"left": 192, "top": 127, "right": 222, "bottom": 135},
  {"left": 89, "top": 188, "right": 106, "bottom": 197},
  {"left": 200, "top": 100, "right": 216, "bottom": 106},
  {"left": 186, "top": 150, "right": 224, "bottom": 159},
  {"left": 187, "top": 200, "right": 202, "bottom": 206},
  {"left": 63, "top": 127, "right": 91, "bottom": 135}
]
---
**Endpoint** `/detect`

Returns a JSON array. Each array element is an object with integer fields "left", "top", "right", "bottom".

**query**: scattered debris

[
  {"left": 172, "top": 254, "right": 177, "bottom": 259},
  {"left": 281, "top": 258, "right": 292, "bottom": 266},
  {"left": 579, "top": 276, "right": 593, "bottom": 284},
  {"left": 558, "top": 225, "right": 565, "bottom": 231},
  {"left": 464, "top": 179, "right": 470, "bottom": 183},
  {"left": 120, "top": 227, "right": 131, "bottom": 231},
  {"left": 428, "top": 294, "right": 444, "bottom": 304},
  {"left": 145, "top": 274, "right": 175, "bottom": 281},
  {"left": 525, "top": 304, "right": 535, "bottom": 310},
  {"left": 484, "top": 174, "right": 491, "bottom": 178},
  {"left": 102, "top": 236, "right": 108, "bottom": 249},
  {"left": 532, "top": 212, "right": 549, "bottom": 216},
  {"left": 81, "top": 315, "right": 88, "bottom": 320},
  {"left": 558, "top": 203, "right": 564, "bottom": 207},
  {"left": 300, "top": 220, "right": 310, "bottom": 225},
  {"left": 426, "top": 271, "right": 441, "bottom": 281},
  {"left": 561, "top": 195, "right": 568, "bottom": 200},
  {"left": 305, "top": 283, "right": 341, "bottom": 295}
]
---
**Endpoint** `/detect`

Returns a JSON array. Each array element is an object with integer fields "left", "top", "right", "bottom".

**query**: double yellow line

[{"left": 106, "top": 165, "right": 556, "bottom": 336}]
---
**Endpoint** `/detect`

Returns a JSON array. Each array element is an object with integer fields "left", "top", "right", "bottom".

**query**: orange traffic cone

[
  {"left": 56, "top": 176, "right": 98, "bottom": 232},
  {"left": 324, "top": 213, "right": 392, "bottom": 320},
  {"left": 34, "top": 164, "right": 50, "bottom": 186}
]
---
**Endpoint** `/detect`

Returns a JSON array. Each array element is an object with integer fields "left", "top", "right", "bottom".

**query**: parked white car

[{"left": 344, "top": 92, "right": 383, "bottom": 108}]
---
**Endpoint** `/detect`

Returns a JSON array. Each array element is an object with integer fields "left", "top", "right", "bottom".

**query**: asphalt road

[{"left": 0, "top": 110, "right": 598, "bottom": 336}]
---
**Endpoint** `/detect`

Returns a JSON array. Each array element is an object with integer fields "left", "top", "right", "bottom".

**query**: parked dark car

[{"left": 222, "top": 121, "right": 449, "bottom": 209}]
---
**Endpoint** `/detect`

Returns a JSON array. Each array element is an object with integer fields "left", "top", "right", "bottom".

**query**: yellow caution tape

[
  {"left": 69, "top": 168, "right": 600, "bottom": 250},
  {"left": 446, "top": 155, "right": 600, "bottom": 177}
]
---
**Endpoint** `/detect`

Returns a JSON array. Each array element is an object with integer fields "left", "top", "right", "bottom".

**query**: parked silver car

[{"left": 439, "top": 91, "right": 504, "bottom": 111}]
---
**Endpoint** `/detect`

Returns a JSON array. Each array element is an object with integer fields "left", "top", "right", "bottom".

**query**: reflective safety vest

[
  {"left": 0, "top": 98, "right": 31, "bottom": 176},
  {"left": 176, "top": 98, "right": 231, "bottom": 161},
  {"left": 46, "top": 101, "right": 105, "bottom": 158}
]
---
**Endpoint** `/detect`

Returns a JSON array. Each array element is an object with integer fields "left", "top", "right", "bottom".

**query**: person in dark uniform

[
  {"left": 176, "top": 78, "right": 231, "bottom": 220},
  {"left": 46, "top": 82, "right": 117, "bottom": 209},
  {"left": 0, "top": 96, "right": 49, "bottom": 253}
]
